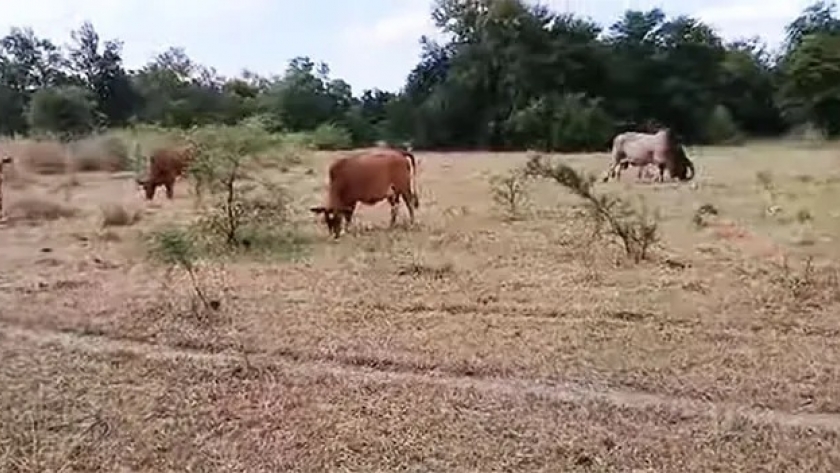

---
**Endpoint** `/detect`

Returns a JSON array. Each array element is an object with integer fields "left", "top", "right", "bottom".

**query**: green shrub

[
  {"left": 309, "top": 123, "right": 353, "bottom": 150},
  {"left": 705, "top": 104, "right": 743, "bottom": 145}
]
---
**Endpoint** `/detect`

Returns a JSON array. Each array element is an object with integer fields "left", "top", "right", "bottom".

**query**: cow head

[
  {"left": 310, "top": 206, "right": 344, "bottom": 238},
  {"left": 670, "top": 146, "right": 695, "bottom": 181},
  {"left": 136, "top": 177, "right": 156, "bottom": 200}
]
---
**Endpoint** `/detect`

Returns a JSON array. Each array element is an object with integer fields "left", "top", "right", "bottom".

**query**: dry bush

[
  {"left": 5, "top": 195, "right": 77, "bottom": 222},
  {"left": 0, "top": 162, "right": 38, "bottom": 189},
  {"left": 71, "top": 134, "right": 131, "bottom": 172},
  {"left": 795, "top": 208, "right": 813, "bottom": 223},
  {"left": 488, "top": 168, "right": 531, "bottom": 220},
  {"left": 692, "top": 203, "right": 719, "bottom": 228},
  {"left": 100, "top": 203, "right": 142, "bottom": 227},
  {"left": 3, "top": 139, "right": 69, "bottom": 175},
  {"left": 524, "top": 153, "right": 659, "bottom": 262},
  {"left": 756, "top": 170, "right": 780, "bottom": 216},
  {"left": 144, "top": 227, "right": 247, "bottom": 369},
  {"left": 768, "top": 256, "right": 840, "bottom": 306},
  {"left": 394, "top": 248, "right": 456, "bottom": 279},
  {"left": 147, "top": 227, "right": 220, "bottom": 315},
  {"left": 0, "top": 134, "right": 129, "bottom": 177}
]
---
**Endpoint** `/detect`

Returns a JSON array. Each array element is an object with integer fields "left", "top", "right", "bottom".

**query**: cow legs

[
  {"left": 655, "top": 163, "right": 666, "bottom": 183},
  {"left": 143, "top": 182, "right": 157, "bottom": 201},
  {"left": 341, "top": 208, "right": 355, "bottom": 234},
  {"left": 164, "top": 181, "right": 175, "bottom": 199},
  {"left": 387, "top": 194, "right": 400, "bottom": 227},
  {"left": 613, "top": 162, "right": 625, "bottom": 181},
  {"left": 401, "top": 192, "right": 415, "bottom": 225}
]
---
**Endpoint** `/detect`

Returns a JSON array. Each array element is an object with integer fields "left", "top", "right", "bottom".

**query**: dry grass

[
  {"left": 71, "top": 135, "right": 132, "bottom": 173},
  {"left": 4, "top": 140, "right": 840, "bottom": 470},
  {"left": 1, "top": 139, "right": 70, "bottom": 175},
  {"left": 4, "top": 195, "right": 78, "bottom": 223},
  {"left": 99, "top": 202, "right": 142, "bottom": 227},
  {"left": 1, "top": 163, "right": 39, "bottom": 190},
  {"left": 0, "top": 134, "right": 135, "bottom": 177}
]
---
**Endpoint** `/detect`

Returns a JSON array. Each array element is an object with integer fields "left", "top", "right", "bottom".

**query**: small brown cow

[
  {"left": 136, "top": 144, "right": 197, "bottom": 201},
  {"left": 310, "top": 146, "right": 419, "bottom": 238}
]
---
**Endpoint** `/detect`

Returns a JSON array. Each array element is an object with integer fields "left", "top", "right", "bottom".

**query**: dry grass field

[{"left": 3, "top": 139, "right": 840, "bottom": 471}]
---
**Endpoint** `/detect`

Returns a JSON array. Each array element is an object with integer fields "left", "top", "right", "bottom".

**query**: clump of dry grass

[
  {"left": 3, "top": 139, "right": 69, "bottom": 175},
  {"left": 692, "top": 203, "right": 719, "bottom": 228},
  {"left": 756, "top": 170, "right": 782, "bottom": 218},
  {"left": 0, "top": 135, "right": 132, "bottom": 176},
  {"left": 767, "top": 255, "right": 840, "bottom": 307},
  {"left": 100, "top": 203, "right": 142, "bottom": 227},
  {"left": 396, "top": 261, "right": 455, "bottom": 279},
  {"left": 5, "top": 195, "right": 78, "bottom": 222},
  {"left": 0, "top": 162, "right": 38, "bottom": 189},
  {"left": 72, "top": 135, "right": 131, "bottom": 172}
]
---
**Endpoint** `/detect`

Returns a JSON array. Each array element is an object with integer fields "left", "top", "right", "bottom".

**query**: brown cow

[
  {"left": 136, "top": 144, "right": 197, "bottom": 200},
  {"left": 310, "top": 146, "right": 419, "bottom": 238}
]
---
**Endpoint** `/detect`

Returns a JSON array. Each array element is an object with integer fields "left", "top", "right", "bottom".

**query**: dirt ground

[{"left": 2, "top": 142, "right": 840, "bottom": 471}]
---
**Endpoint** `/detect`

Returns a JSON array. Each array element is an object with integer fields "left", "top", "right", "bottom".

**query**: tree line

[{"left": 2, "top": 0, "right": 840, "bottom": 152}]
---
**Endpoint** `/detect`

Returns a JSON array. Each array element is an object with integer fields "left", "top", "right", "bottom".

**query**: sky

[{"left": 0, "top": 0, "right": 811, "bottom": 93}]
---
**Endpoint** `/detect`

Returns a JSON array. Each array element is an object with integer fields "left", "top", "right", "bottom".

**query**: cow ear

[{"left": 310, "top": 206, "right": 326, "bottom": 214}]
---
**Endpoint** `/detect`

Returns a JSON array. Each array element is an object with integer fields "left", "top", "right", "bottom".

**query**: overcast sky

[{"left": 0, "top": 0, "right": 810, "bottom": 93}]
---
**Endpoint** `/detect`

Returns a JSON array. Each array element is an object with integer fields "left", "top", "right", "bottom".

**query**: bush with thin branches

[
  {"left": 184, "top": 124, "right": 309, "bottom": 258},
  {"left": 146, "top": 227, "right": 219, "bottom": 314},
  {"left": 488, "top": 168, "right": 531, "bottom": 220},
  {"left": 523, "top": 153, "right": 659, "bottom": 262}
]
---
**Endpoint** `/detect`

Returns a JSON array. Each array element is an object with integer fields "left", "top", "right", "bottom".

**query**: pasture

[{"left": 2, "top": 139, "right": 840, "bottom": 471}]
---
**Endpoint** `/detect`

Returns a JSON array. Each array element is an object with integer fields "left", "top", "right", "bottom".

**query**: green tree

[
  {"left": 779, "top": 32, "right": 840, "bottom": 136},
  {"left": 27, "top": 85, "right": 98, "bottom": 138}
]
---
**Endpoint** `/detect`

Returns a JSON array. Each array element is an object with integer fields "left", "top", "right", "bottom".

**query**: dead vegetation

[
  {"left": 3, "top": 141, "right": 840, "bottom": 470},
  {"left": 0, "top": 134, "right": 135, "bottom": 177},
  {"left": 4, "top": 195, "right": 77, "bottom": 222},
  {"left": 488, "top": 168, "right": 531, "bottom": 220},
  {"left": 100, "top": 203, "right": 142, "bottom": 227}
]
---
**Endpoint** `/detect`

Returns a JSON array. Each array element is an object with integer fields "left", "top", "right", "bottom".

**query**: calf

[
  {"left": 310, "top": 147, "right": 419, "bottom": 238},
  {"left": 136, "top": 144, "right": 197, "bottom": 201}
]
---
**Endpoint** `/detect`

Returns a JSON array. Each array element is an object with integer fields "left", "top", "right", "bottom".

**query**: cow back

[
  {"left": 326, "top": 149, "right": 413, "bottom": 208},
  {"left": 148, "top": 145, "right": 196, "bottom": 182}
]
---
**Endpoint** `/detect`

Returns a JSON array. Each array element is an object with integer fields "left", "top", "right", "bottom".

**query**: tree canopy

[{"left": 2, "top": 0, "right": 840, "bottom": 151}]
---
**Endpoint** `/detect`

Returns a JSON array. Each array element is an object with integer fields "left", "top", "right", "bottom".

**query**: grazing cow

[
  {"left": 136, "top": 144, "right": 197, "bottom": 201},
  {"left": 0, "top": 156, "right": 12, "bottom": 219},
  {"left": 310, "top": 147, "right": 419, "bottom": 238},
  {"left": 617, "top": 160, "right": 658, "bottom": 181},
  {"left": 603, "top": 128, "right": 695, "bottom": 183}
]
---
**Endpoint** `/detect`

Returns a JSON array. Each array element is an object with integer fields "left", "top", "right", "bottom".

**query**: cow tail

[{"left": 404, "top": 151, "right": 419, "bottom": 209}]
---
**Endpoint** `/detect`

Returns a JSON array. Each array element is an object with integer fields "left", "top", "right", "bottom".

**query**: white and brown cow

[{"left": 603, "top": 128, "right": 695, "bottom": 183}]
